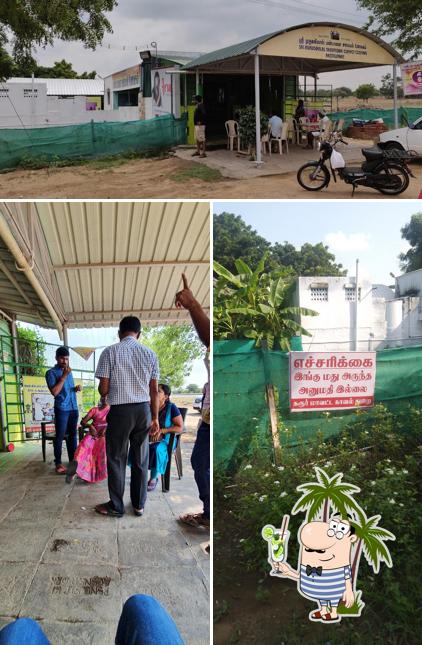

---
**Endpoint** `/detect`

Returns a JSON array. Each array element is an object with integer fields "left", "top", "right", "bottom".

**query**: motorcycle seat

[{"left": 362, "top": 146, "right": 384, "bottom": 162}]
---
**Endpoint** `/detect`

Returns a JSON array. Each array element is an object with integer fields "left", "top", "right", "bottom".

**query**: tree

[
  {"left": 16, "top": 325, "right": 47, "bottom": 376},
  {"left": 183, "top": 383, "right": 201, "bottom": 393},
  {"left": 237, "top": 106, "right": 268, "bottom": 157},
  {"left": 213, "top": 213, "right": 271, "bottom": 274},
  {"left": 141, "top": 325, "right": 203, "bottom": 390},
  {"left": 357, "top": 0, "right": 421, "bottom": 57},
  {"left": 271, "top": 242, "right": 346, "bottom": 277},
  {"left": 214, "top": 213, "right": 346, "bottom": 277},
  {"left": 351, "top": 512, "right": 395, "bottom": 583},
  {"left": 399, "top": 213, "right": 422, "bottom": 272},
  {"left": 334, "top": 87, "right": 353, "bottom": 98},
  {"left": 355, "top": 84, "right": 378, "bottom": 102},
  {"left": 379, "top": 73, "right": 403, "bottom": 99},
  {"left": 0, "top": 1, "right": 116, "bottom": 80},
  {"left": 213, "top": 257, "right": 318, "bottom": 350}
]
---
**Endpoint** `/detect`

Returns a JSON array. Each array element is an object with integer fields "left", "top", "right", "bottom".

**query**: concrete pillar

[
  {"left": 254, "top": 51, "right": 263, "bottom": 165},
  {"left": 63, "top": 325, "right": 69, "bottom": 347},
  {"left": 393, "top": 62, "right": 399, "bottom": 128}
]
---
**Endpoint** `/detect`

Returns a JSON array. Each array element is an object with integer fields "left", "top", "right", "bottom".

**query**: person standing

[
  {"left": 94, "top": 316, "right": 159, "bottom": 518},
  {"left": 175, "top": 275, "right": 210, "bottom": 528},
  {"left": 45, "top": 346, "right": 81, "bottom": 475},
  {"left": 192, "top": 95, "right": 207, "bottom": 158}
]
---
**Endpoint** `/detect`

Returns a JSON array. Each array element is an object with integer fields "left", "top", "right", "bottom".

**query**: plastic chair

[
  {"left": 297, "top": 116, "right": 310, "bottom": 145},
  {"left": 41, "top": 421, "right": 69, "bottom": 462},
  {"left": 225, "top": 120, "right": 240, "bottom": 151},
  {"left": 269, "top": 122, "right": 290, "bottom": 155},
  {"left": 312, "top": 119, "right": 333, "bottom": 148},
  {"left": 161, "top": 406, "right": 188, "bottom": 493},
  {"left": 261, "top": 124, "right": 271, "bottom": 154}
]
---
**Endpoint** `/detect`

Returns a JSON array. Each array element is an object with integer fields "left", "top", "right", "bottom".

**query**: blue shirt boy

[{"left": 45, "top": 366, "right": 78, "bottom": 411}]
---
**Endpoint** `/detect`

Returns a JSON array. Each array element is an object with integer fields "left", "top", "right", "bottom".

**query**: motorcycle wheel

[
  {"left": 377, "top": 163, "right": 410, "bottom": 195},
  {"left": 297, "top": 162, "right": 330, "bottom": 191}
]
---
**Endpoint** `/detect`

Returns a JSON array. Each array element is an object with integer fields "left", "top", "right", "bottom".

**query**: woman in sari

[
  {"left": 66, "top": 397, "right": 110, "bottom": 483},
  {"left": 148, "top": 384, "right": 183, "bottom": 491}
]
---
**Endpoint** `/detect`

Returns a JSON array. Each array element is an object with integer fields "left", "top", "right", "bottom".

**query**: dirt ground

[{"left": 0, "top": 155, "right": 421, "bottom": 199}]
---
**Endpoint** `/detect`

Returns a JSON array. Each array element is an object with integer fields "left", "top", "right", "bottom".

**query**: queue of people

[{"left": 45, "top": 275, "right": 210, "bottom": 530}]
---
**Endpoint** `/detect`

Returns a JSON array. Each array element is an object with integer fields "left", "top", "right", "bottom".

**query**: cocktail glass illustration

[{"left": 261, "top": 514, "right": 290, "bottom": 574}]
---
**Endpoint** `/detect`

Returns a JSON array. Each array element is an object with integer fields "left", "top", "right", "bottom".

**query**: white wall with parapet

[
  {"left": 295, "top": 276, "right": 390, "bottom": 351},
  {"left": 0, "top": 83, "right": 140, "bottom": 127}
]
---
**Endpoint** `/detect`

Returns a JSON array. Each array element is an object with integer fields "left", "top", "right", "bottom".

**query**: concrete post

[
  {"left": 393, "top": 62, "right": 399, "bottom": 128},
  {"left": 254, "top": 51, "right": 263, "bottom": 165},
  {"left": 63, "top": 325, "right": 69, "bottom": 347}
]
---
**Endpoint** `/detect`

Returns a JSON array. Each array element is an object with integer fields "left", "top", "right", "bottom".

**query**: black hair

[
  {"left": 56, "top": 346, "right": 69, "bottom": 358},
  {"left": 298, "top": 99, "right": 304, "bottom": 106},
  {"left": 331, "top": 512, "right": 356, "bottom": 535},
  {"left": 159, "top": 383, "right": 171, "bottom": 398},
  {"left": 194, "top": 94, "right": 202, "bottom": 102},
  {"left": 119, "top": 316, "right": 141, "bottom": 335}
]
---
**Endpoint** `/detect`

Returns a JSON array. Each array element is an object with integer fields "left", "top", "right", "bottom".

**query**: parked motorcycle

[{"left": 297, "top": 138, "right": 414, "bottom": 195}]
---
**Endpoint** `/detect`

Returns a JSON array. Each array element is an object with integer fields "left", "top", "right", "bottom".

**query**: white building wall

[
  {"left": 0, "top": 83, "right": 140, "bottom": 127},
  {"left": 296, "top": 276, "right": 390, "bottom": 351}
]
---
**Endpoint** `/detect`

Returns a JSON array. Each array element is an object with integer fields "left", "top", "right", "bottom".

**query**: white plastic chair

[
  {"left": 269, "top": 121, "right": 290, "bottom": 155},
  {"left": 225, "top": 120, "right": 240, "bottom": 151},
  {"left": 312, "top": 119, "right": 333, "bottom": 148},
  {"left": 261, "top": 124, "right": 271, "bottom": 155}
]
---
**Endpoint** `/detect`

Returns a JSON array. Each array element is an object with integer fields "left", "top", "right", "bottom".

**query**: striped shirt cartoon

[{"left": 300, "top": 564, "right": 352, "bottom": 608}]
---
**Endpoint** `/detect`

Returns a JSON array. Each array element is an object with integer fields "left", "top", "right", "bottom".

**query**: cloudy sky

[
  {"left": 20, "top": 0, "right": 398, "bottom": 89},
  {"left": 214, "top": 201, "right": 416, "bottom": 284}
]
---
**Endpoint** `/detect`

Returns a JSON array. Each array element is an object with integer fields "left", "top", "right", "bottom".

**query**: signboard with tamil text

[
  {"left": 289, "top": 351, "right": 376, "bottom": 412},
  {"left": 401, "top": 61, "right": 422, "bottom": 96}
]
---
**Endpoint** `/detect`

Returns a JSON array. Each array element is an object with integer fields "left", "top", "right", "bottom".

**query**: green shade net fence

[
  {"left": 214, "top": 340, "right": 422, "bottom": 471},
  {"left": 328, "top": 107, "right": 421, "bottom": 129},
  {"left": 0, "top": 114, "right": 187, "bottom": 170}
]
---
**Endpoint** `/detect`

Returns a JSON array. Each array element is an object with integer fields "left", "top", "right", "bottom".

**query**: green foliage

[
  {"left": 182, "top": 383, "right": 201, "bottom": 393},
  {"left": 171, "top": 165, "right": 222, "bottom": 183},
  {"left": 141, "top": 325, "right": 203, "bottom": 390},
  {"left": 355, "top": 84, "right": 379, "bottom": 101},
  {"left": 16, "top": 325, "right": 47, "bottom": 376},
  {"left": 0, "top": 1, "right": 116, "bottom": 80},
  {"left": 214, "top": 212, "right": 345, "bottom": 276},
  {"left": 334, "top": 86, "right": 353, "bottom": 97},
  {"left": 399, "top": 212, "right": 422, "bottom": 272},
  {"left": 82, "top": 382, "right": 97, "bottom": 411},
  {"left": 357, "top": 0, "right": 421, "bottom": 56},
  {"left": 213, "top": 257, "right": 318, "bottom": 350},
  {"left": 237, "top": 106, "right": 268, "bottom": 150},
  {"left": 213, "top": 213, "right": 271, "bottom": 274},
  {"left": 379, "top": 73, "right": 403, "bottom": 99},
  {"left": 12, "top": 57, "right": 96, "bottom": 79}
]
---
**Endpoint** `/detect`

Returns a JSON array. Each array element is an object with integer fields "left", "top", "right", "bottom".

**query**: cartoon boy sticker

[{"left": 272, "top": 514, "right": 357, "bottom": 622}]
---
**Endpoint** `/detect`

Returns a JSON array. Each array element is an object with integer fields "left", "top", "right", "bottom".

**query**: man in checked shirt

[{"left": 94, "top": 316, "right": 159, "bottom": 518}]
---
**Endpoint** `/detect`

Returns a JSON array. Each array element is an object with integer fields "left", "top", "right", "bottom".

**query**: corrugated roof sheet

[
  {"left": 7, "top": 78, "right": 104, "bottom": 96},
  {"left": 0, "top": 202, "right": 210, "bottom": 330},
  {"left": 183, "top": 22, "right": 404, "bottom": 69}
]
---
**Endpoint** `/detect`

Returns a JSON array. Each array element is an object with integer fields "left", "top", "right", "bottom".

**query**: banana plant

[{"left": 213, "top": 257, "right": 317, "bottom": 350}]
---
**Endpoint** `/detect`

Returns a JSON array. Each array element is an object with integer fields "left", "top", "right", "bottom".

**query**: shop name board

[
  {"left": 401, "top": 61, "right": 422, "bottom": 96},
  {"left": 297, "top": 34, "right": 368, "bottom": 61},
  {"left": 289, "top": 351, "right": 376, "bottom": 412}
]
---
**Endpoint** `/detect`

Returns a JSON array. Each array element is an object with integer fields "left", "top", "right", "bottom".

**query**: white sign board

[
  {"left": 289, "top": 351, "right": 376, "bottom": 412},
  {"left": 151, "top": 69, "right": 173, "bottom": 116}
]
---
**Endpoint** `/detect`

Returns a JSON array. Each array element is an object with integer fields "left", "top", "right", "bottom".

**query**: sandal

[
  {"left": 65, "top": 460, "right": 78, "bottom": 484},
  {"left": 147, "top": 479, "right": 158, "bottom": 492},
  {"left": 55, "top": 464, "right": 66, "bottom": 475},
  {"left": 133, "top": 508, "right": 144, "bottom": 517},
  {"left": 179, "top": 512, "right": 210, "bottom": 528},
  {"left": 95, "top": 502, "right": 124, "bottom": 518},
  {"left": 321, "top": 613, "right": 340, "bottom": 623},
  {"left": 310, "top": 610, "right": 323, "bottom": 620}
]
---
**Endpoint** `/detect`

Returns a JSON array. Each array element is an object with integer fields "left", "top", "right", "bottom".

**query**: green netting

[
  {"left": 328, "top": 106, "right": 422, "bottom": 128},
  {"left": 0, "top": 114, "right": 187, "bottom": 170},
  {"left": 214, "top": 340, "right": 422, "bottom": 470}
]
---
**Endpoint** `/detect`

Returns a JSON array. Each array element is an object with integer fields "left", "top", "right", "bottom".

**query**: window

[
  {"left": 0, "top": 88, "right": 9, "bottom": 99},
  {"left": 310, "top": 287, "right": 328, "bottom": 301},
  {"left": 344, "top": 287, "right": 361, "bottom": 301}
]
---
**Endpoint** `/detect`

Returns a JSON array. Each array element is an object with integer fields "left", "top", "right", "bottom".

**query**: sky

[
  {"left": 11, "top": 0, "right": 399, "bottom": 90},
  {"left": 213, "top": 201, "right": 420, "bottom": 284}
]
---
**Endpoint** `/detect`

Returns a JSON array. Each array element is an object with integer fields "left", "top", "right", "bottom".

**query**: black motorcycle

[{"left": 297, "top": 139, "right": 414, "bottom": 195}]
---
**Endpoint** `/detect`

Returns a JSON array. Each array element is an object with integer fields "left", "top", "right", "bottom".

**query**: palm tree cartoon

[
  {"left": 291, "top": 467, "right": 362, "bottom": 522},
  {"left": 351, "top": 513, "right": 395, "bottom": 583}
]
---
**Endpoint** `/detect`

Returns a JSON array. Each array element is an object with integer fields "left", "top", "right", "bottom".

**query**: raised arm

[
  {"left": 46, "top": 366, "right": 71, "bottom": 398},
  {"left": 175, "top": 273, "right": 210, "bottom": 347}
]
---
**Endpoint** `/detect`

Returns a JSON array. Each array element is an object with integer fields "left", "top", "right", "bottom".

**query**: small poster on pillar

[{"left": 289, "top": 351, "right": 376, "bottom": 412}]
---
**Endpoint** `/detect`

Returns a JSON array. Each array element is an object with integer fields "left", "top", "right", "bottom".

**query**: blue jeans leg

[
  {"left": 190, "top": 421, "right": 210, "bottom": 519},
  {"left": 0, "top": 618, "right": 50, "bottom": 644},
  {"left": 53, "top": 409, "right": 78, "bottom": 465},
  {"left": 115, "top": 595, "right": 184, "bottom": 645}
]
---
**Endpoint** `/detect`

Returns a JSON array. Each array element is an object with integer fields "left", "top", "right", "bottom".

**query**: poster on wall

[
  {"left": 401, "top": 61, "right": 422, "bottom": 96},
  {"left": 289, "top": 351, "right": 376, "bottom": 412},
  {"left": 22, "top": 375, "right": 83, "bottom": 432},
  {"left": 151, "top": 68, "right": 173, "bottom": 116}
]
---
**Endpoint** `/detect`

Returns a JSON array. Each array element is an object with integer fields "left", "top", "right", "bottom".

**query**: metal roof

[
  {"left": 0, "top": 202, "right": 210, "bottom": 333},
  {"left": 7, "top": 78, "right": 104, "bottom": 96},
  {"left": 184, "top": 22, "right": 405, "bottom": 73}
]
